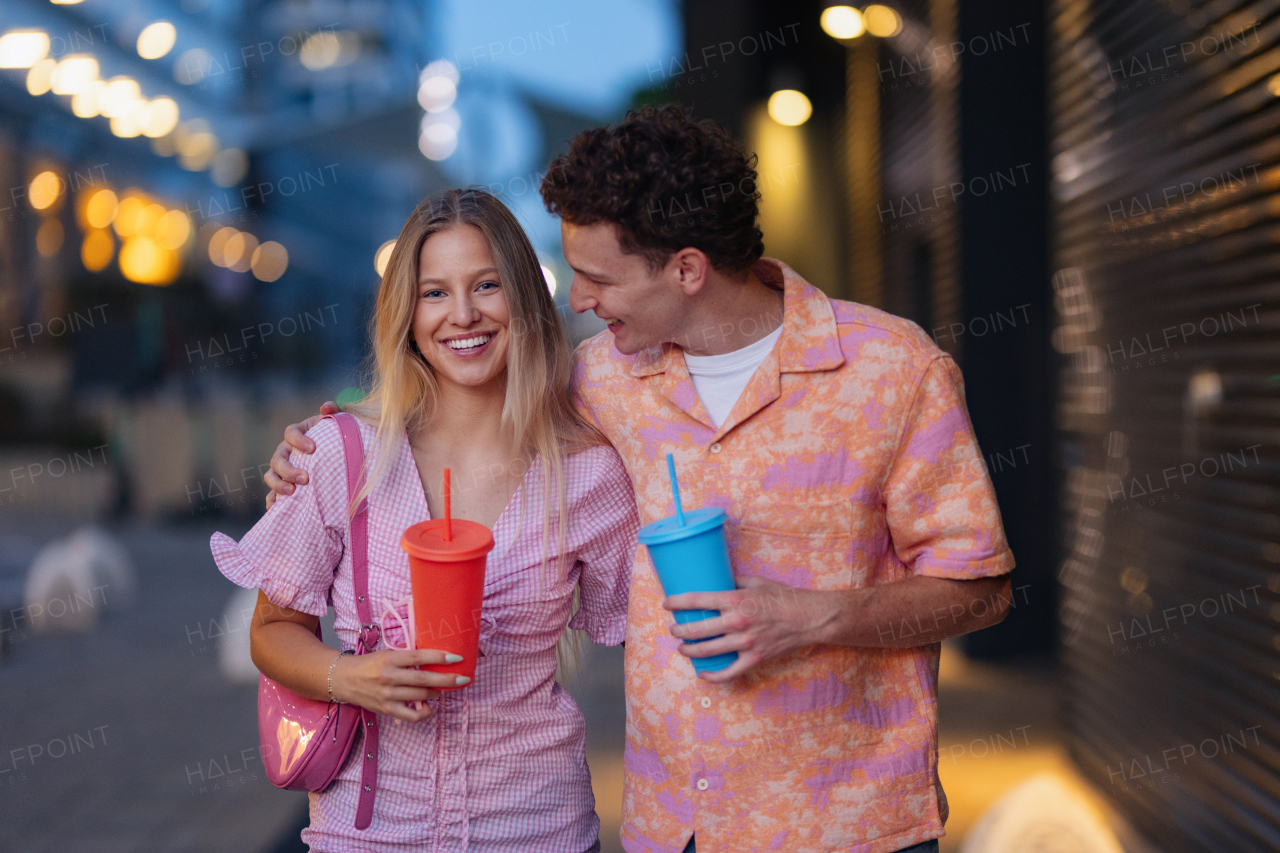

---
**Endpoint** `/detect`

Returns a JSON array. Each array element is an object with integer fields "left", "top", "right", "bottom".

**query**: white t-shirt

[{"left": 682, "top": 324, "right": 784, "bottom": 427}]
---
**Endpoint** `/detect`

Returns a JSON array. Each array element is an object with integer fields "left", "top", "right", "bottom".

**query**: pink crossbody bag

[{"left": 257, "top": 412, "right": 381, "bottom": 829}]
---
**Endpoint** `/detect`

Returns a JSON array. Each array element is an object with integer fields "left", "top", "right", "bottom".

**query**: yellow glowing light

[
  {"left": 251, "top": 241, "right": 289, "bottom": 282},
  {"left": 98, "top": 77, "right": 141, "bottom": 118},
  {"left": 36, "top": 218, "right": 64, "bottom": 258},
  {"left": 71, "top": 80, "right": 105, "bottom": 117},
  {"left": 27, "top": 58, "right": 57, "bottom": 95},
  {"left": 50, "top": 0, "right": 85, "bottom": 5},
  {"left": 1268, "top": 74, "right": 1280, "bottom": 97},
  {"left": 767, "top": 89, "right": 813, "bottom": 127},
  {"left": 137, "top": 203, "right": 166, "bottom": 239},
  {"left": 113, "top": 195, "right": 149, "bottom": 237},
  {"left": 175, "top": 123, "right": 212, "bottom": 156},
  {"left": 176, "top": 123, "right": 218, "bottom": 171},
  {"left": 300, "top": 32, "right": 340, "bottom": 70},
  {"left": 863, "top": 5, "right": 903, "bottom": 38},
  {"left": 29, "top": 171, "right": 63, "bottom": 211},
  {"left": 820, "top": 6, "right": 865, "bottom": 40},
  {"left": 81, "top": 229, "right": 113, "bottom": 271},
  {"left": 374, "top": 239, "right": 397, "bottom": 276},
  {"left": 156, "top": 209, "right": 191, "bottom": 249},
  {"left": 144, "top": 98, "right": 179, "bottom": 138},
  {"left": 110, "top": 100, "right": 151, "bottom": 138},
  {"left": 208, "top": 226, "right": 238, "bottom": 267},
  {"left": 299, "top": 30, "right": 359, "bottom": 71},
  {"left": 84, "top": 189, "right": 119, "bottom": 229},
  {"left": 51, "top": 55, "right": 99, "bottom": 96},
  {"left": 137, "top": 22, "right": 177, "bottom": 60},
  {"left": 0, "top": 31, "right": 51, "bottom": 69},
  {"left": 224, "top": 231, "right": 259, "bottom": 273},
  {"left": 119, "top": 235, "right": 179, "bottom": 285}
]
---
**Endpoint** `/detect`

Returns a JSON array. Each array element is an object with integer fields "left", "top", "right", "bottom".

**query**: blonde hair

[{"left": 347, "top": 187, "right": 603, "bottom": 677}]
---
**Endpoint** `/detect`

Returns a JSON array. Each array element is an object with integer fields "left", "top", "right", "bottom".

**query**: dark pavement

[{"left": 0, "top": 507, "right": 629, "bottom": 853}]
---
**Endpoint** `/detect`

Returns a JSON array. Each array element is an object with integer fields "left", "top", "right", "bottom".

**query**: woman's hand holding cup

[{"left": 330, "top": 648, "right": 469, "bottom": 722}]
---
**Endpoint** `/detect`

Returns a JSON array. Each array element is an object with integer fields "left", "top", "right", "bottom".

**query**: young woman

[{"left": 210, "top": 188, "right": 638, "bottom": 852}]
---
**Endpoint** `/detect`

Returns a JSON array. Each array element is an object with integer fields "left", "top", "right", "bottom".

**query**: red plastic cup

[{"left": 400, "top": 518, "right": 494, "bottom": 689}]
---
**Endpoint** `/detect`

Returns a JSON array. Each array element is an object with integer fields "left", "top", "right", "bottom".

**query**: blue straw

[{"left": 666, "top": 453, "right": 686, "bottom": 527}]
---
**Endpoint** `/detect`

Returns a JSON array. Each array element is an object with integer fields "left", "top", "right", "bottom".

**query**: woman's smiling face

[{"left": 412, "top": 224, "right": 511, "bottom": 391}]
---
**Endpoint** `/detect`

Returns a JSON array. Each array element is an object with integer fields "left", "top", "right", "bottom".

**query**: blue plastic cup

[{"left": 638, "top": 506, "right": 738, "bottom": 673}]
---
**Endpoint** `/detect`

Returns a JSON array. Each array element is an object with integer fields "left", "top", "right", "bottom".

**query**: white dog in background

[{"left": 22, "top": 527, "right": 136, "bottom": 633}]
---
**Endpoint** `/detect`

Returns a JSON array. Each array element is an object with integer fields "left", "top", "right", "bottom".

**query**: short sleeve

[
  {"left": 567, "top": 445, "right": 639, "bottom": 645},
  {"left": 883, "top": 355, "right": 1015, "bottom": 580},
  {"left": 209, "top": 418, "right": 349, "bottom": 617}
]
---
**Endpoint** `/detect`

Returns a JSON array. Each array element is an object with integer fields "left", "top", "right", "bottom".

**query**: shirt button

[
  {"left": 710, "top": 442, "right": 721, "bottom": 453},
  {"left": 700, "top": 696, "right": 712, "bottom": 708},
  {"left": 697, "top": 778, "right": 709, "bottom": 791}
]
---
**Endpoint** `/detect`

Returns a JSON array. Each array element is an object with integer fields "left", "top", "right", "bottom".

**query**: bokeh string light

[
  {"left": 5, "top": 27, "right": 194, "bottom": 164},
  {"left": 374, "top": 239, "right": 397, "bottom": 276},
  {"left": 209, "top": 226, "right": 289, "bottom": 281},
  {"left": 418, "top": 60, "right": 460, "bottom": 161},
  {"left": 136, "top": 22, "right": 176, "bottom": 61},
  {"left": 45, "top": 185, "right": 196, "bottom": 285},
  {"left": 5, "top": 22, "right": 295, "bottom": 289},
  {"left": 0, "top": 31, "right": 50, "bottom": 68}
]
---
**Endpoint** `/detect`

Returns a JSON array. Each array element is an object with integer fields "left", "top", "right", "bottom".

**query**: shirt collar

[{"left": 629, "top": 257, "right": 845, "bottom": 378}]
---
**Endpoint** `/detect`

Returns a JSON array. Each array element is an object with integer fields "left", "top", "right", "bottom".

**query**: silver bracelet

[{"left": 328, "top": 649, "right": 354, "bottom": 704}]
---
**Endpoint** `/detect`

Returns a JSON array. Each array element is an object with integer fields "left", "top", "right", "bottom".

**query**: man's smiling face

[{"left": 561, "top": 220, "right": 684, "bottom": 355}]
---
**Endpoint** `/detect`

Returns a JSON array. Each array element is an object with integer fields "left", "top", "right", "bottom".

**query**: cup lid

[
  {"left": 401, "top": 519, "right": 495, "bottom": 561},
  {"left": 637, "top": 506, "right": 727, "bottom": 545}
]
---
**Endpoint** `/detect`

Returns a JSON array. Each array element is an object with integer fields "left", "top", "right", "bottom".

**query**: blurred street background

[{"left": 0, "top": 0, "right": 1276, "bottom": 851}]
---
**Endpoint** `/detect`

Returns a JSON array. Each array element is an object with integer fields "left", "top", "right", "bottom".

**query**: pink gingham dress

[{"left": 210, "top": 416, "right": 638, "bottom": 852}]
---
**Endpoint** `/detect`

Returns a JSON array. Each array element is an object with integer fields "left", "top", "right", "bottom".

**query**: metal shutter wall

[
  {"left": 1051, "top": 1, "right": 1280, "bottom": 851},
  {"left": 878, "top": 0, "right": 963, "bottom": 345}
]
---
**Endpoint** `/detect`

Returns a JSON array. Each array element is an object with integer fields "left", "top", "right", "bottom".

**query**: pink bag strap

[
  {"left": 324, "top": 412, "right": 379, "bottom": 830},
  {"left": 325, "top": 412, "right": 373, "bottom": 642}
]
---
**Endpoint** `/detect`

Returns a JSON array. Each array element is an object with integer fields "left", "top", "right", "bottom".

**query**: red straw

[{"left": 443, "top": 468, "right": 452, "bottom": 541}]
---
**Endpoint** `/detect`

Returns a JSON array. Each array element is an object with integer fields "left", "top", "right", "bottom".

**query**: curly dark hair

[{"left": 540, "top": 104, "right": 764, "bottom": 273}]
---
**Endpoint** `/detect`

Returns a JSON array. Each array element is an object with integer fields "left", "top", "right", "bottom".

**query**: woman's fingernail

[
  {"left": 444, "top": 653, "right": 463, "bottom": 663},
  {"left": 299, "top": 474, "right": 308, "bottom": 484},
  {"left": 454, "top": 676, "right": 471, "bottom": 685}
]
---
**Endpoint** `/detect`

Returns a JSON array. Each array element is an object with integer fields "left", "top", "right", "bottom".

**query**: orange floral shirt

[{"left": 572, "top": 258, "right": 1014, "bottom": 853}]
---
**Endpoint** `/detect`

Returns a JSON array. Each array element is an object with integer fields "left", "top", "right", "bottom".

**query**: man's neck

[{"left": 674, "top": 267, "right": 785, "bottom": 357}]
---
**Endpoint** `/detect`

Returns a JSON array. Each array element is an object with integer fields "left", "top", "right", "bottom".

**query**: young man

[{"left": 266, "top": 106, "right": 1014, "bottom": 853}]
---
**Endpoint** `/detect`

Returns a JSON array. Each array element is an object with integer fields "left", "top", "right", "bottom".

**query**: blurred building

[
  {"left": 1050, "top": 2, "right": 1279, "bottom": 850},
  {"left": 0, "top": 0, "right": 678, "bottom": 520}
]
